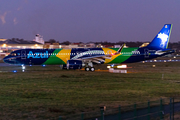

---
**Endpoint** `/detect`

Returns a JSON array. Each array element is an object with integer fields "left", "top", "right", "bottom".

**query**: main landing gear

[
  {"left": 85, "top": 67, "right": 95, "bottom": 71},
  {"left": 84, "top": 62, "right": 95, "bottom": 72}
]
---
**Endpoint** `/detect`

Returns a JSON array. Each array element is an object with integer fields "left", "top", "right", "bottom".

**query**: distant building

[
  {"left": 114, "top": 45, "right": 121, "bottom": 48},
  {"left": 43, "top": 42, "right": 51, "bottom": 49},
  {"left": 0, "top": 39, "right": 43, "bottom": 55},
  {"left": 103, "top": 45, "right": 114, "bottom": 48},
  {"left": 44, "top": 42, "right": 61, "bottom": 49},
  {"left": 68, "top": 44, "right": 78, "bottom": 48},
  {"left": 140, "top": 43, "right": 149, "bottom": 48},
  {"left": 96, "top": 44, "right": 103, "bottom": 48},
  {"left": 0, "top": 39, "right": 7, "bottom": 41},
  {"left": 50, "top": 43, "right": 60, "bottom": 49},
  {"left": 86, "top": 42, "right": 95, "bottom": 48},
  {"left": 79, "top": 43, "right": 85, "bottom": 47},
  {"left": 33, "top": 34, "right": 44, "bottom": 44}
]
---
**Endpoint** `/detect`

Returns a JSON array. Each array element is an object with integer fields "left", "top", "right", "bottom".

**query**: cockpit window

[{"left": 11, "top": 53, "right": 16, "bottom": 56}]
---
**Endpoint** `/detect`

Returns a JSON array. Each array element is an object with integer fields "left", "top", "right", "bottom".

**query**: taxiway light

[
  {"left": 111, "top": 64, "right": 114, "bottom": 67},
  {"left": 107, "top": 66, "right": 111, "bottom": 68}
]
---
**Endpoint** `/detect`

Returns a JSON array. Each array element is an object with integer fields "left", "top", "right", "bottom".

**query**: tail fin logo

[{"left": 157, "top": 33, "right": 169, "bottom": 48}]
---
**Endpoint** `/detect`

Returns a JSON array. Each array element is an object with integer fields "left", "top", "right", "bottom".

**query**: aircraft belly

[{"left": 122, "top": 55, "right": 144, "bottom": 63}]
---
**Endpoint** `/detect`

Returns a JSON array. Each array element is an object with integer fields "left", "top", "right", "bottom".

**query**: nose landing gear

[{"left": 21, "top": 65, "right": 26, "bottom": 72}]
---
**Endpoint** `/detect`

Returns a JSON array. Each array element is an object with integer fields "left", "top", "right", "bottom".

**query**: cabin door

[
  {"left": 144, "top": 49, "right": 149, "bottom": 59},
  {"left": 21, "top": 50, "right": 26, "bottom": 59}
]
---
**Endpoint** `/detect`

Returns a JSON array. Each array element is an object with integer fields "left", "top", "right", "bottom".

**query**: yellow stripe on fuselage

[
  {"left": 102, "top": 48, "right": 121, "bottom": 63},
  {"left": 56, "top": 49, "right": 71, "bottom": 64}
]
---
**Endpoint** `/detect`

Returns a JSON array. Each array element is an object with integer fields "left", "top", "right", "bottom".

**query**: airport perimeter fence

[{"left": 59, "top": 98, "right": 180, "bottom": 120}]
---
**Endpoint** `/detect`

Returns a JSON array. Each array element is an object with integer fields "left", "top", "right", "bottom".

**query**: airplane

[{"left": 3, "top": 24, "right": 174, "bottom": 72}]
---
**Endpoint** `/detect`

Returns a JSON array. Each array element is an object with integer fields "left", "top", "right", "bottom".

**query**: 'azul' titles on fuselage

[{"left": 27, "top": 51, "right": 49, "bottom": 58}]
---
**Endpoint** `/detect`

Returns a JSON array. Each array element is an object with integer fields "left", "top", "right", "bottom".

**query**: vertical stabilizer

[{"left": 147, "top": 24, "right": 172, "bottom": 50}]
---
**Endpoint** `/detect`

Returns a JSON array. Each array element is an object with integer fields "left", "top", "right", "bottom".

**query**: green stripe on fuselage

[
  {"left": 109, "top": 47, "right": 138, "bottom": 64},
  {"left": 43, "top": 49, "right": 65, "bottom": 65}
]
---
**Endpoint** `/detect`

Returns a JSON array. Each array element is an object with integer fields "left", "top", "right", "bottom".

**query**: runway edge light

[{"left": 117, "top": 65, "right": 127, "bottom": 68}]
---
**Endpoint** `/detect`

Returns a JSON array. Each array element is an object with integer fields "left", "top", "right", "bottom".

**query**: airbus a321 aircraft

[{"left": 3, "top": 24, "right": 174, "bottom": 72}]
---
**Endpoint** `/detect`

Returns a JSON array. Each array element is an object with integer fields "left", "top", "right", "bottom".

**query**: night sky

[{"left": 0, "top": 0, "right": 180, "bottom": 43}]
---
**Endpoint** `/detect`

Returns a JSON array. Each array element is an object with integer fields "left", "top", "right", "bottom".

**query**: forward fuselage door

[{"left": 21, "top": 50, "right": 26, "bottom": 59}]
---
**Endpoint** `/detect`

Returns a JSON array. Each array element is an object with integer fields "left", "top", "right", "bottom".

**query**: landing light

[
  {"left": 107, "top": 64, "right": 127, "bottom": 68},
  {"left": 22, "top": 66, "right": 25, "bottom": 69},
  {"left": 117, "top": 65, "right": 127, "bottom": 68}
]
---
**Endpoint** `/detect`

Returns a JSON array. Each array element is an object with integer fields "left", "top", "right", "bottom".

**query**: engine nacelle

[{"left": 66, "top": 60, "right": 82, "bottom": 69}]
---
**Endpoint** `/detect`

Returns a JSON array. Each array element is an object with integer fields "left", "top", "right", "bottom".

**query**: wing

[
  {"left": 71, "top": 44, "right": 125, "bottom": 64},
  {"left": 80, "top": 54, "right": 111, "bottom": 64}
]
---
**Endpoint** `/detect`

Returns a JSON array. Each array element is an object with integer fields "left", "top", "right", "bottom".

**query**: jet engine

[{"left": 66, "top": 60, "right": 82, "bottom": 69}]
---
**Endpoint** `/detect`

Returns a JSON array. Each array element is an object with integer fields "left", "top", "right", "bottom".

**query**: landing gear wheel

[
  {"left": 85, "top": 67, "right": 90, "bottom": 71},
  {"left": 90, "top": 67, "right": 95, "bottom": 72}
]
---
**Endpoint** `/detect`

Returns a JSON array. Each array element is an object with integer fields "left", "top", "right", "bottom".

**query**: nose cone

[
  {"left": 3, "top": 56, "right": 9, "bottom": 63},
  {"left": 3, "top": 56, "right": 16, "bottom": 64}
]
